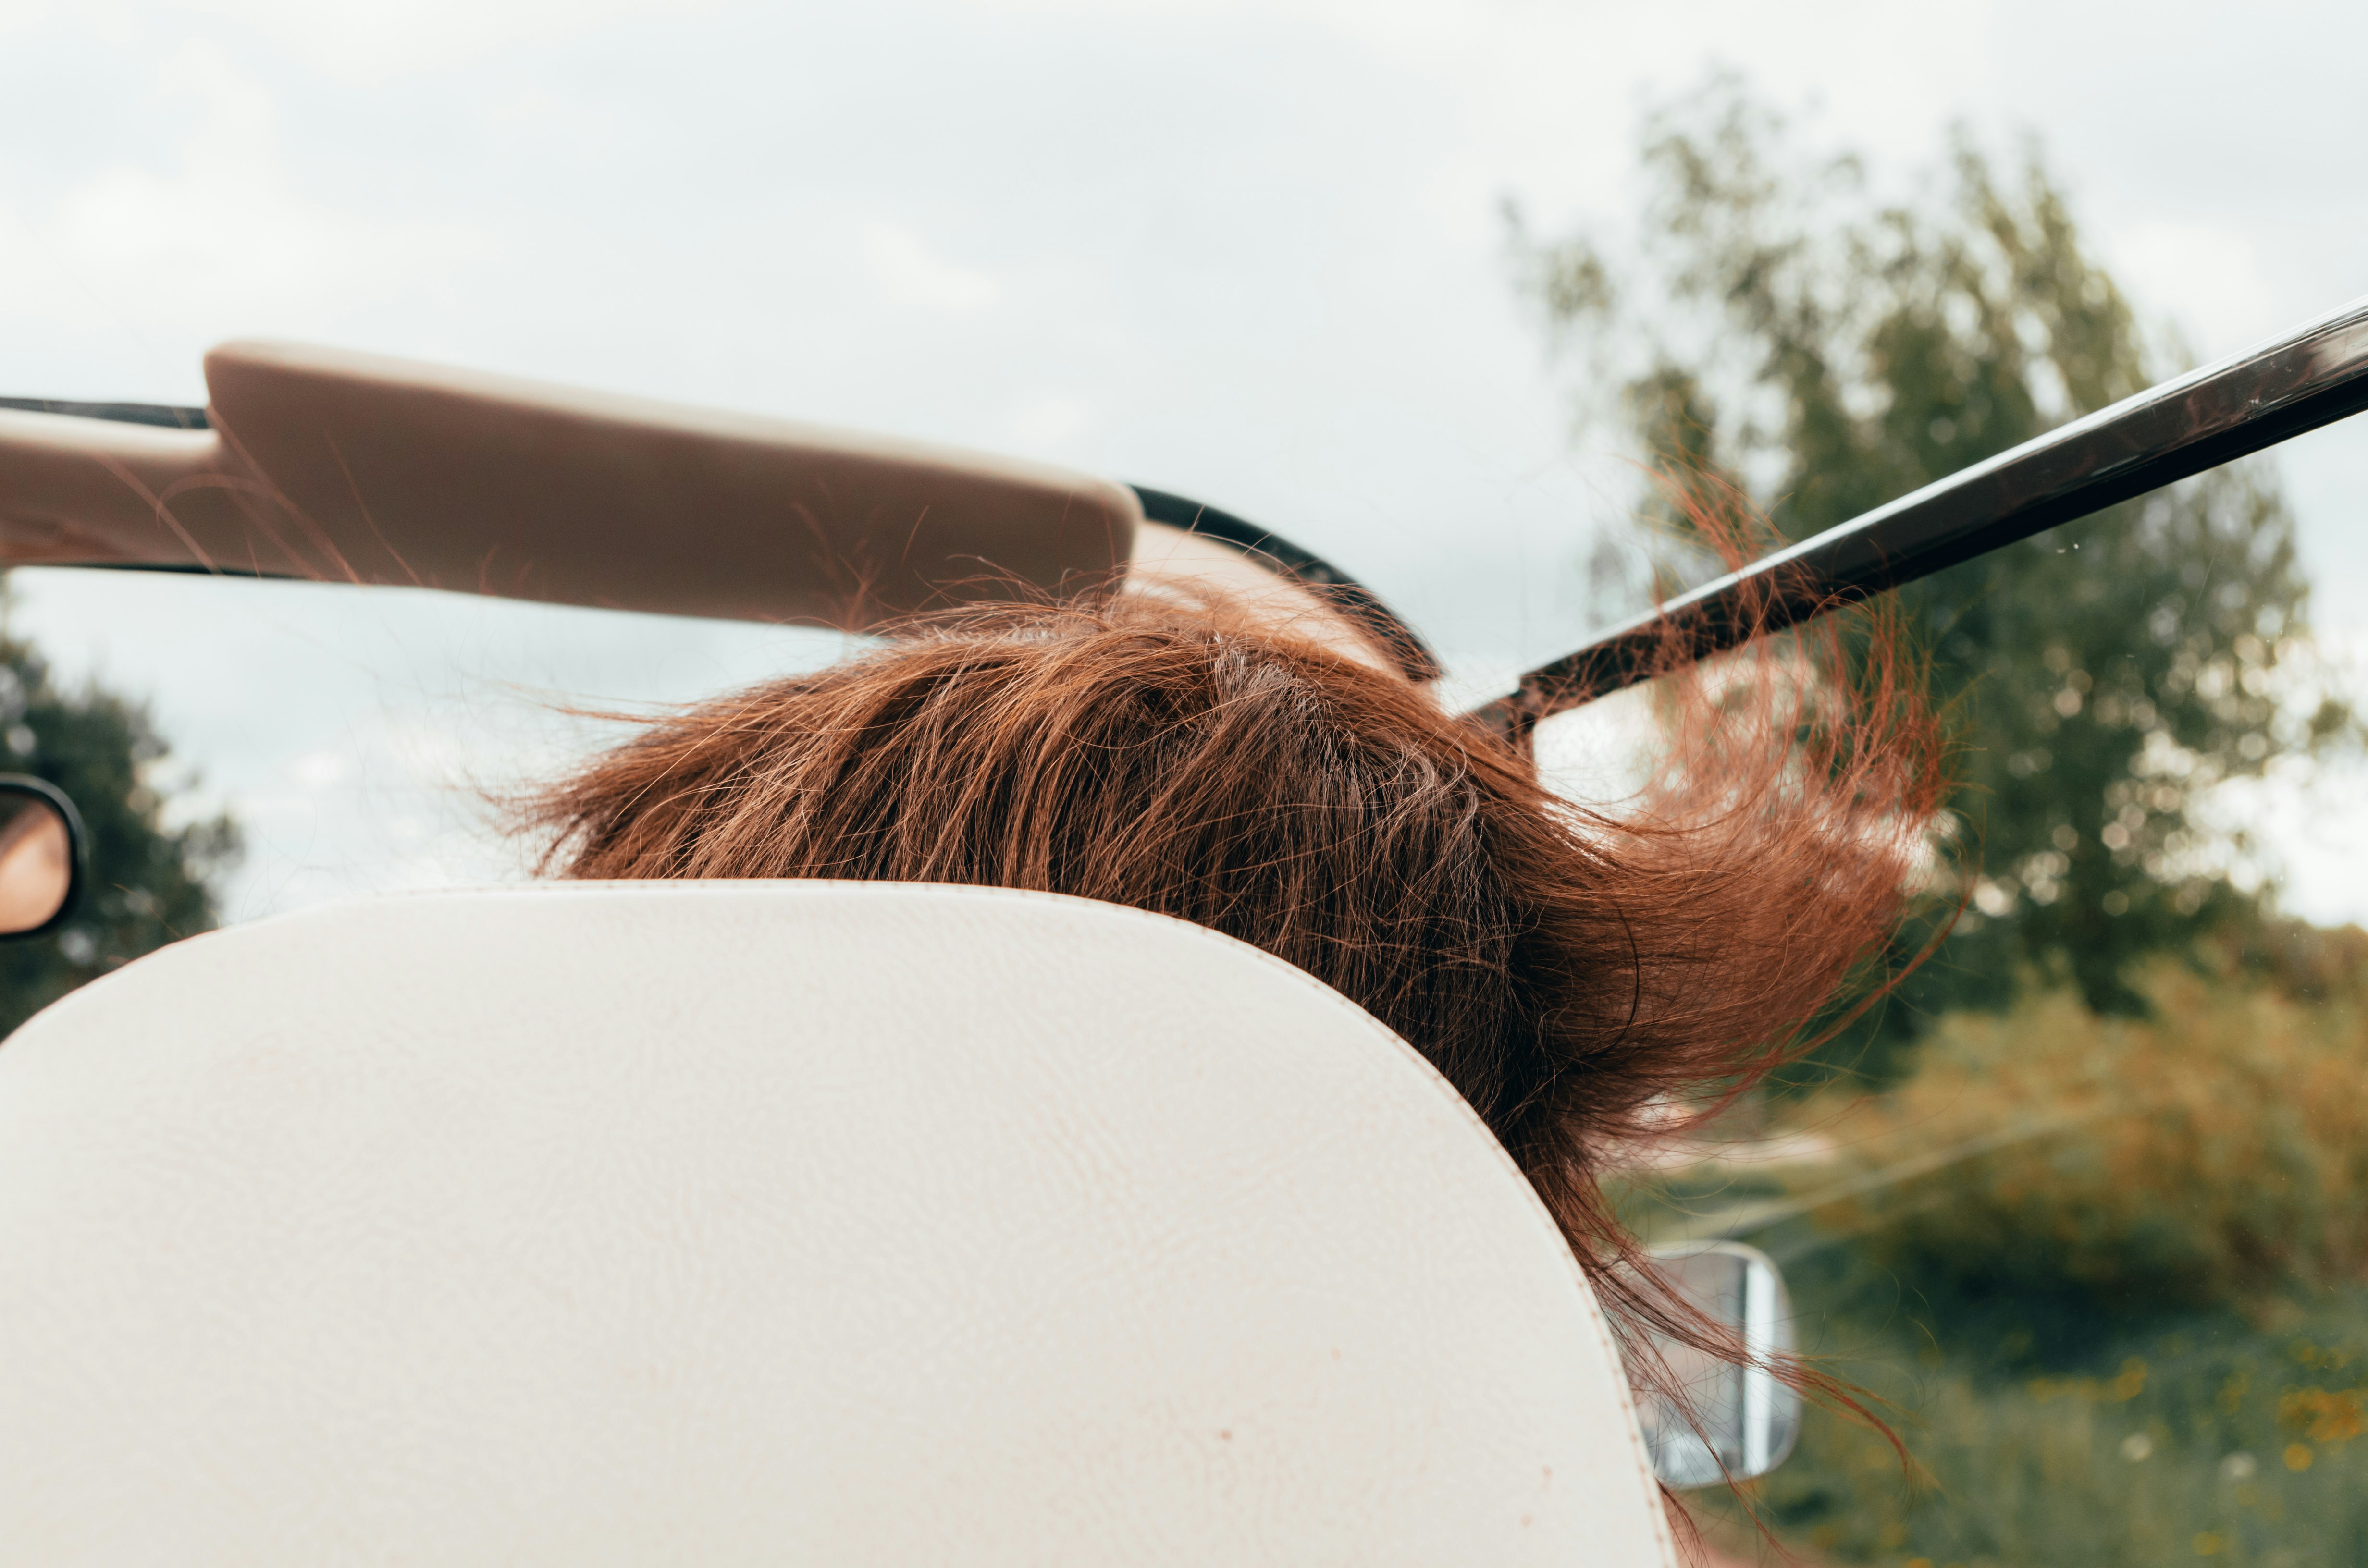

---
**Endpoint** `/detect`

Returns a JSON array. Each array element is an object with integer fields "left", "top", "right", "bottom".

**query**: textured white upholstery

[{"left": 0, "top": 882, "right": 1675, "bottom": 1567}]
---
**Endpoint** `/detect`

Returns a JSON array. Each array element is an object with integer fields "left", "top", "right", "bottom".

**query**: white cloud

[
  {"left": 291, "top": 751, "right": 346, "bottom": 788},
  {"left": 2108, "top": 221, "right": 2280, "bottom": 360},
  {"left": 860, "top": 222, "right": 1000, "bottom": 312},
  {"left": 0, "top": 40, "right": 484, "bottom": 334},
  {"left": 1005, "top": 394, "right": 1090, "bottom": 448},
  {"left": 162, "top": 0, "right": 712, "bottom": 82}
]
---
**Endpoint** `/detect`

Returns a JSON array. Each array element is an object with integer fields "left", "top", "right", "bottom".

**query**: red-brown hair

[
  {"left": 520, "top": 501, "right": 1941, "bottom": 1531},
  {"left": 528, "top": 574, "right": 1933, "bottom": 1201}
]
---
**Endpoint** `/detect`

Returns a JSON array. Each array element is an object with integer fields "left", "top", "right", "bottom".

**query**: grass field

[
  {"left": 1694, "top": 1239, "right": 2368, "bottom": 1567},
  {"left": 1633, "top": 956, "right": 2368, "bottom": 1567}
]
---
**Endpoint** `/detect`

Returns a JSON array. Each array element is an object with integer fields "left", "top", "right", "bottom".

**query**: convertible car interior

[
  {"left": 3, "top": 297, "right": 2358, "bottom": 1560},
  {"left": 0, "top": 344, "right": 1679, "bottom": 1566}
]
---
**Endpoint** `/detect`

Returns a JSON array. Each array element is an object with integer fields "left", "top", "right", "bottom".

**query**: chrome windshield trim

[{"left": 1477, "top": 292, "right": 2368, "bottom": 732}]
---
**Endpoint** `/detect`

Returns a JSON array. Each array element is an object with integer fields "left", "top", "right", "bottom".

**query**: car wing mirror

[
  {"left": 1635, "top": 1240, "right": 1801, "bottom": 1489},
  {"left": 0, "top": 776, "right": 84, "bottom": 939}
]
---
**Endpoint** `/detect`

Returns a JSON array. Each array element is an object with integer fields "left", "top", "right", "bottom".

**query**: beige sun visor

[
  {"left": 1122, "top": 520, "right": 1403, "bottom": 674},
  {"left": 0, "top": 341, "right": 1141, "bottom": 629}
]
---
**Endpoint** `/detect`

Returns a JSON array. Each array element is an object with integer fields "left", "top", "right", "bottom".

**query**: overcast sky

[{"left": 3, "top": 0, "right": 2365, "bottom": 920}]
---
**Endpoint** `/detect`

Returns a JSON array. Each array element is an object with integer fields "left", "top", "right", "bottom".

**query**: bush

[{"left": 1828, "top": 961, "right": 2368, "bottom": 1309}]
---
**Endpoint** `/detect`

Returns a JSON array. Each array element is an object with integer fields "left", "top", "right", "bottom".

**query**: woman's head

[{"left": 522, "top": 584, "right": 1940, "bottom": 1296}]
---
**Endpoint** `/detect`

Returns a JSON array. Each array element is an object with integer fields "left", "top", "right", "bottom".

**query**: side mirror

[
  {"left": 0, "top": 776, "right": 84, "bottom": 939},
  {"left": 1635, "top": 1241, "right": 1801, "bottom": 1489}
]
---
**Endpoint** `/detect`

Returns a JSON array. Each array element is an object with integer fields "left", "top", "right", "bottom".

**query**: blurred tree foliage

[
  {"left": 0, "top": 626, "right": 237, "bottom": 1038},
  {"left": 1516, "top": 81, "right": 2351, "bottom": 1068}
]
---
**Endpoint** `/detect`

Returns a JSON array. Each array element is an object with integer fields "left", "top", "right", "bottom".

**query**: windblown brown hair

[{"left": 519, "top": 490, "right": 1943, "bottom": 1531}]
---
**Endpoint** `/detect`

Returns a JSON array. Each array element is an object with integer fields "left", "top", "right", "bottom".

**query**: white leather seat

[{"left": 0, "top": 882, "right": 1675, "bottom": 1566}]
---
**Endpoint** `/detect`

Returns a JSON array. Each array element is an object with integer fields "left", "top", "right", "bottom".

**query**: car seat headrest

[{"left": 0, "top": 881, "right": 1674, "bottom": 1566}]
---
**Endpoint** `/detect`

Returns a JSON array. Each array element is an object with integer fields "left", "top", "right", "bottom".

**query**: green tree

[
  {"left": 1517, "top": 81, "right": 2349, "bottom": 1065},
  {"left": 0, "top": 627, "right": 239, "bottom": 1038}
]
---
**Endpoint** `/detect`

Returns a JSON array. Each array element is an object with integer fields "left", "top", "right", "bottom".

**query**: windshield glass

[{"left": 3, "top": 568, "right": 854, "bottom": 920}]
